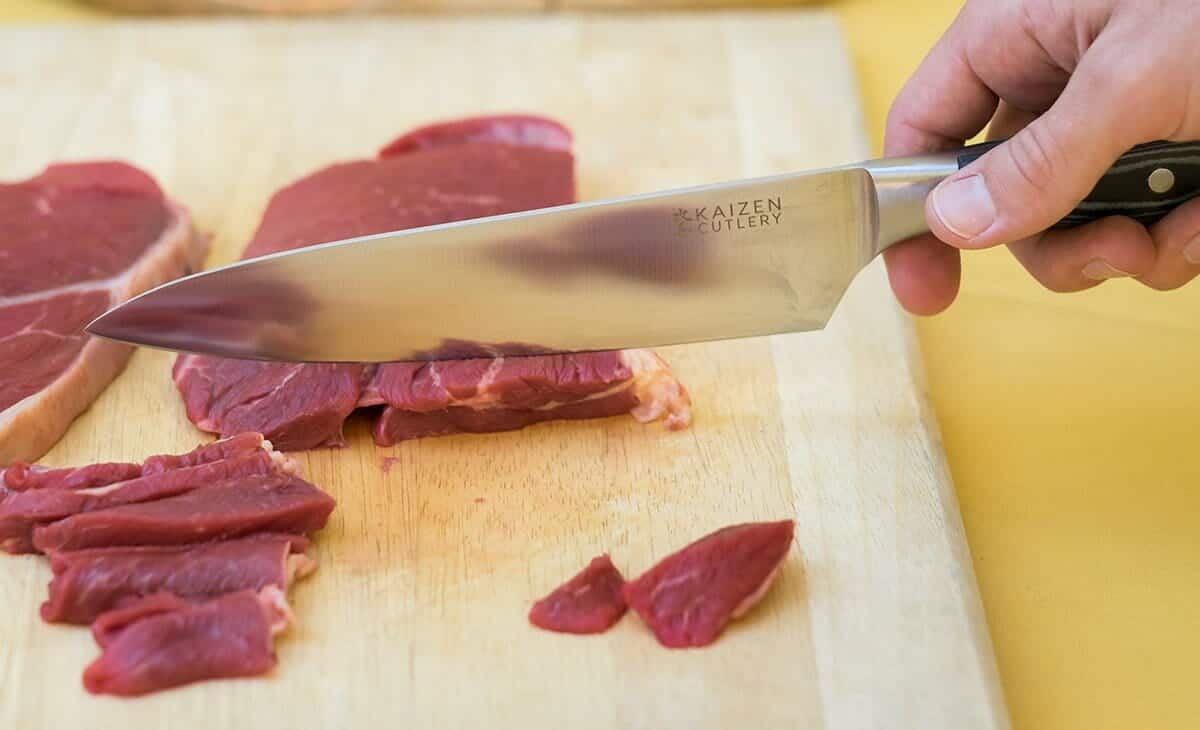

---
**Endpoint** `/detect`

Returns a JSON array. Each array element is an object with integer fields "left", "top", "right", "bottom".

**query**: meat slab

[
  {"left": 172, "top": 115, "right": 691, "bottom": 451},
  {"left": 0, "top": 162, "right": 207, "bottom": 464},
  {"left": 622, "top": 520, "right": 795, "bottom": 648},
  {"left": 42, "top": 534, "right": 315, "bottom": 624},
  {"left": 528, "top": 554, "right": 627, "bottom": 635},
  {"left": 83, "top": 587, "right": 293, "bottom": 696}
]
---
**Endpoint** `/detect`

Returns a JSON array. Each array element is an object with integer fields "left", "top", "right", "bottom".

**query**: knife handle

[{"left": 956, "top": 139, "right": 1200, "bottom": 229}]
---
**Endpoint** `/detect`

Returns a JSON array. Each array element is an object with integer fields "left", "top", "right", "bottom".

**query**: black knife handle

[{"left": 956, "top": 139, "right": 1200, "bottom": 229}]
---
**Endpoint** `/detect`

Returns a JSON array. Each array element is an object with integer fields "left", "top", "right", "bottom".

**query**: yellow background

[{"left": 1, "top": 1, "right": 1197, "bottom": 727}]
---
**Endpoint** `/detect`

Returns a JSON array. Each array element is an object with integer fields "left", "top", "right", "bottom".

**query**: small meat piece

[
  {"left": 171, "top": 359, "right": 366, "bottom": 451},
  {"left": 141, "top": 432, "right": 267, "bottom": 475},
  {"left": 528, "top": 554, "right": 627, "bottom": 634},
  {"left": 42, "top": 534, "right": 315, "bottom": 624},
  {"left": 0, "top": 162, "right": 207, "bottom": 464},
  {"left": 83, "top": 587, "right": 292, "bottom": 696},
  {"left": 622, "top": 520, "right": 795, "bottom": 648},
  {"left": 32, "top": 474, "right": 336, "bottom": 552},
  {"left": 172, "top": 115, "right": 690, "bottom": 451},
  {"left": 1, "top": 461, "right": 142, "bottom": 493},
  {"left": 0, "top": 444, "right": 294, "bottom": 554}
]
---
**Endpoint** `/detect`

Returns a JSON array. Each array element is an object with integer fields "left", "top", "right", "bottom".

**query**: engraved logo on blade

[{"left": 674, "top": 197, "right": 784, "bottom": 236}]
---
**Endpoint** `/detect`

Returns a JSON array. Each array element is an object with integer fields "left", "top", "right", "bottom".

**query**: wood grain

[
  {"left": 78, "top": 0, "right": 821, "bottom": 16},
  {"left": 0, "top": 14, "right": 1008, "bottom": 729}
]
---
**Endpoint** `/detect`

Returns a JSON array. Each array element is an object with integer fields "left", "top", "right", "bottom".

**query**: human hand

[{"left": 884, "top": 0, "right": 1200, "bottom": 315}]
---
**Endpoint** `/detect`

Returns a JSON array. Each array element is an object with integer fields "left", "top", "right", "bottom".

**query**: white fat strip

[
  {"left": 0, "top": 276, "right": 117, "bottom": 309},
  {"left": 472, "top": 356, "right": 505, "bottom": 394},
  {"left": 256, "top": 585, "right": 295, "bottom": 636},
  {"left": 622, "top": 349, "right": 692, "bottom": 430},
  {"left": 426, "top": 189, "right": 503, "bottom": 208},
  {"left": 173, "top": 354, "right": 202, "bottom": 380}
]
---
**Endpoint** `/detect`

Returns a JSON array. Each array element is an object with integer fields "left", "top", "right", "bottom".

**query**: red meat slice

[
  {"left": 90, "top": 592, "right": 194, "bottom": 648},
  {"left": 528, "top": 554, "right": 627, "bottom": 634},
  {"left": 1, "top": 461, "right": 141, "bottom": 493},
  {"left": 363, "top": 348, "right": 690, "bottom": 444},
  {"left": 42, "top": 534, "right": 315, "bottom": 624},
  {"left": 83, "top": 587, "right": 293, "bottom": 696},
  {"left": 0, "top": 440, "right": 295, "bottom": 554},
  {"left": 171, "top": 115, "right": 690, "bottom": 451},
  {"left": 0, "top": 432, "right": 266, "bottom": 493},
  {"left": 171, "top": 359, "right": 366, "bottom": 452},
  {"left": 141, "top": 432, "right": 267, "bottom": 474},
  {"left": 0, "top": 162, "right": 207, "bottom": 464},
  {"left": 622, "top": 520, "right": 795, "bottom": 648},
  {"left": 31, "top": 473, "right": 335, "bottom": 552}
]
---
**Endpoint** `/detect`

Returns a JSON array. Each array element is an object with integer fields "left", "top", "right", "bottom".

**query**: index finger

[{"left": 884, "top": 8, "right": 999, "bottom": 156}]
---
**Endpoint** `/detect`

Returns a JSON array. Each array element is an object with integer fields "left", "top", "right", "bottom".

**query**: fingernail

[
  {"left": 1184, "top": 236, "right": 1200, "bottom": 264},
  {"left": 931, "top": 174, "right": 996, "bottom": 241},
  {"left": 1082, "top": 259, "right": 1133, "bottom": 281}
]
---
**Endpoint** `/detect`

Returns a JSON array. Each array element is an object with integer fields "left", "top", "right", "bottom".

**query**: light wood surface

[
  {"left": 0, "top": 14, "right": 1007, "bottom": 728},
  {"left": 69, "top": 0, "right": 821, "bottom": 15}
]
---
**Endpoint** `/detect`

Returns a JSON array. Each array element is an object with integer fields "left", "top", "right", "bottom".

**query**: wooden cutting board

[{"left": 0, "top": 13, "right": 1009, "bottom": 729}]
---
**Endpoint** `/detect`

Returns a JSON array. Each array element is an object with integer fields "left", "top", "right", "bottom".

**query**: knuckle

[{"left": 1003, "top": 125, "right": 1060, "bottom": 196}]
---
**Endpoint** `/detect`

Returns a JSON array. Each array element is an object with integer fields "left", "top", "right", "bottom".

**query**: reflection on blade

[{"left": 486, "top": 204, "right": 715, "bottom": 286}]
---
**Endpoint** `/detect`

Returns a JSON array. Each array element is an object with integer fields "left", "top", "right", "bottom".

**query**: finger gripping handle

[{"left": 956, "top": 139, "right": 1200, "bottom": 229}]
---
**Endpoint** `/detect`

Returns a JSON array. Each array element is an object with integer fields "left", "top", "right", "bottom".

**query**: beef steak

[
  {"left": 0, "top": 162, "right": 206, "bottom": 464},
  {"left": 172, "top": 115, "right": 690, "bottom": 451}
]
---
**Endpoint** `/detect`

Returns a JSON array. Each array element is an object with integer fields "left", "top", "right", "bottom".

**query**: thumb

[{"left": 925, "top": 49, "right": 1159, "bottom": 249}]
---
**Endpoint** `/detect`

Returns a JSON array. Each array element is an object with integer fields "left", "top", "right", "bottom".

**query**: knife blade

[{"left": 86, "top": 139, "right": 1200, "bottom": 363}]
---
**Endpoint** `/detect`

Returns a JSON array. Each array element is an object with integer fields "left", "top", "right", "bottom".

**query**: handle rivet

[{"left": 1148, "top": 168, "right": 1175, "bottom": 194}]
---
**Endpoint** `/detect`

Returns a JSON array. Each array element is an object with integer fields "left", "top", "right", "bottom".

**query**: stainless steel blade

[{"left": 87, "top": 157, "right": 954, "bottom": 363}]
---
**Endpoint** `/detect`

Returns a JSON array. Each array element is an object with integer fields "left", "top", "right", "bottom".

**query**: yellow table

[{"left": 2, "top": 1, "right": 1198, "bottom": 728}]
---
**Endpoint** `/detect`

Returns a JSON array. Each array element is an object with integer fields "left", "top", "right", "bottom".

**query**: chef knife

[{"left": 87, "top": 139, "right": 1200, "bottom": 363}]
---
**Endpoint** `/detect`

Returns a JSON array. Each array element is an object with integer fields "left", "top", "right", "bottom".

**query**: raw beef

[
  {"left": 142, "top": 431, "right": 268, "bottom": 474},
  {"left": 0, "top": 434, "right": 294, "bottom": 554},
  {"left": 32, "top": 472, "right": 336, "bottom": 552},
  {"left": 363, "top": 348, "right": 690, "bottom": 444},
  {"left": 1, "top": 460, "right": 141, "bottom": 493},
  {"left": 528, "top": 554, "right": 627, "bottom": 634},
  {"left": 42, "top": 534, "right": 315, "bottom": 624},
  {"left": 0, "top": 162, "right": 207, "bottom": 464},
  {"left": 622, "top": 520, "right": 795, "bottom": 648},
  {"left": 171, "top": 115, "right": 690, "bottom": 451},
  {"left": 83, "top": 587, "right": 292, "bottom": 696},
  {"left": 90, "top": 591, "right": 192, "bottom": 648},
  {"left": 0, "top": 433, "right": 265, "bottom": 493},
  {"left": 0, "top": 436, "right": 333, "bottom": 697}
]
